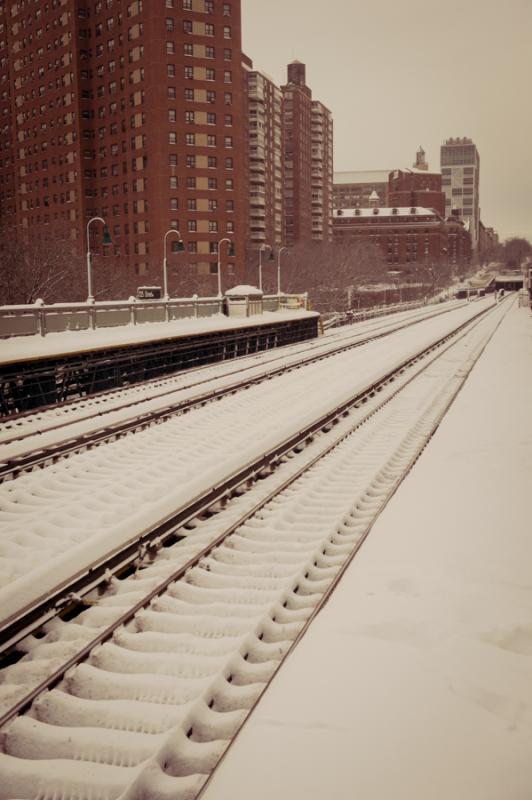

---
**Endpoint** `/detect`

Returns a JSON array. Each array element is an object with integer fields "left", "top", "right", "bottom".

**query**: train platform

[
  {"left": 0, "top": 309, "right": 318, "bottom": 365},
  {"left": 202, "top": 299, "right": 532, "bottom": 799},
  {"left": 0, "top": 309, "right": 319, "bottom": 414}
]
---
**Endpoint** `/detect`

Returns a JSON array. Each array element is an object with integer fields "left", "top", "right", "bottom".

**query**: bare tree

[
  {"left": 0, "top": 224, "right": 87, "bottom": 305},
  {"left": 251, "top": 239, "right": 388, "bottom": 312}
]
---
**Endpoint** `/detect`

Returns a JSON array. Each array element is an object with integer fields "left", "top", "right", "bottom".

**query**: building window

[
  {"left": 187, "top": 198, "right": 197, "bottom": 210},
  {"left": 226, "top": 199, "right": 234, "bottom": 211},
  {"left": 206, "top": 68, "right": 215, "bottom": 81},
  {"left": 225, "top": 178, "right": 234, "bottom": 190},
  {"left": 223, "top": 26, "right": 231, "bottom": 38},
  {"left": 205, "top": 23, "right": 214, "bottom": 36},
  {"left": 208, "top": 198, "right": 217, "bottom": 211},
  {"left": 185, "top": 111, "right": 195, "bottom": 124},
  {"left": 166, "top": 0, "right": 175, "bottom": 6},
  {"left": 209, "top": 220, "right": 218, "bottom": 232},
  {"left": 207, "top": 90, "right": 216, "bottom": 103},
  {"left": 170, "top": 197, "right": 178, "bottom": 210},
  {"left": 205, "top": 0, "right": 214, "bottom": 12},
  {"left": 168, "top": 109, "right": 176, "bottom": 122},
  {"left": 167, "top": 64, "right": 176, "bottom": 77},
  {"left": 225, "top": 157, "right": 233, "bottom": 169},
  {"left": 224, "top": 136, "right": 233, "bottom": 148},
  {"left": 184, "top": 43, "right": 193, "bottom": 56},
  {"left": 188, "top": 241, "right": 197, "bottom": 253},
  {"left": 166, "top": 41, "right": 175, "bottom": 55},
  {"left": 224, "top": 114, "right": 232, "bottom": 126},
  {"left": 186, "top": 155, "right": 196, "bottom": 168},
  {"left": 183, "top": 20, "right": 192, "bottom": 34},
  {"left": 186, "top": 176, "right": 196, "bottom": 189},
  {"left": 166, "top": 17, "right": 174, "bottom": 31},
  {"left": 208, "top": 156, "right": 217, "bottom": 168},
  {"left": 186, "top": 132, "right": 195, "bottom": 145},
  {"left": 169, "top": 154, "right": 177, "bottom": 166},
  {"left": 207, "top": 112, "right": 216, "bottom": 124},
  {"left": 227, "top": 221, "right": 234, "bottom": 233},
  {"left": 206, "top": 46, "right": 215, "bottom": 58},
  {"left": 168, "top": 86, "right": 176, "bottom": 99},
  {"left": 170, "top": 176, "right": 178, "bottom": 189},
  {"left": 169, "top": 132, "right": 177, "bottom": 144},
  {"left": 224, "top": 92, "right": 232, "bottom": 105},
  {"left": 188, "top": 219, "right": 197, "bottom": 232},
  {"left": 207, "top": 135, "right": 216, "bottom": 147},
  {"left": 208, "top": 177, "right": 217, "bottom": 189},
  {"left": 223, "top": 3, "right": 231, "bottom": 15},
  {"left": 224, "top": 71, "right": 232, "bottom": 83},
  {"left": 184, "top": 66, "right": 193, "bottom": 80},
  {"left": 224, "top": 48, "right": 232, "bottom": 61}
]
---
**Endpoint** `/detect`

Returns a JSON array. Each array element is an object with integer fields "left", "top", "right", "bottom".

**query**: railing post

[{"left": 37, "top": 308, "right": 46, "bottom": 337}]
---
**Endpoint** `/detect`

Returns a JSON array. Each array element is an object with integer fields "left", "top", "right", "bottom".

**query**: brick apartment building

[
  {"left": 281, "top": 60, "right": 332, "bottom": 246},
  {"left": 243, "top": 58, "right": 283, "bottom": 259},
  {"left": 0, "top": 0, "right": 248, "bottom": 297},
  {"left": 333, "top": 205, "right": 471, "bottom": 271},
  {"left": 387, "top": 168, "right": 445, "bottom": 217}
]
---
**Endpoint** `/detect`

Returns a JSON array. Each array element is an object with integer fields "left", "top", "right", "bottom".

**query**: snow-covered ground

[
  {"left": 201, "top": 299, "right": 532, "bottom": 800},
  {"left": 0, "top": 296, "right": 509, "bottom": 800},
  {"left": 0, "top": 300, "right": 492, "bottom": 627},
  {"left": 0, "top": 301, "right": 465, "bottom": 458}
]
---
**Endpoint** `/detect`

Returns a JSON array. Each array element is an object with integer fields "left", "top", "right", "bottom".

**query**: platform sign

[{"left": 137, "top": 286, "right": 162, "bottom": 300}]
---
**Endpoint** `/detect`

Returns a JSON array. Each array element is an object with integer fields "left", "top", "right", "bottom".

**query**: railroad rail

[
  {"left": 0, "top": 299, "right": 500, "bottom": 667},
  {"left": 0, "top": 298, "right": 509, "bottom": 800},
  {"left": 0, "top": 301, "right": 470, "bottom": 482}
]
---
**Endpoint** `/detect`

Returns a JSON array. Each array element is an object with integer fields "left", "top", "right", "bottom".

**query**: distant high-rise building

[
  {"left": 0, "top": 0, "right": 248, "bottom": 294},
  {"left": 281, "top": 61, "right": 332, "bottom": 245},
  {"left": 440, "top": 137, "right": 480, "bottom": 254},
  {"left": 243, "top": 60, "right": 284, "bottom": 256},
  {"left": 310, "top": 100, "right": 333, "bottom": 241}
]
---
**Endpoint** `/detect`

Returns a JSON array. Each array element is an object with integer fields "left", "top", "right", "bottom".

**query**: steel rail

[
  {"left": 0, "top": 300, "right": 498, "bottom": 729},
  {"left": 196, "top": 297, "right": 511, "bottom": 800},
  {"left": 0, "top": 302, "right": 470, "bottom": 481}
]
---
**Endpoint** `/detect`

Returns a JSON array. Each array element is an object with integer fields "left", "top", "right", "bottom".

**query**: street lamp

[
  {"left": 163, "top": 228, "right": 184, "bottom": 300},
  {"left": 217, "top": 238, "right": 235, "bottom": 298},
  {"left": 86, "top": 216, "right": 112, "bottom": 302},
  {"left": 277, "top": 246, "right": 288, "bottom": 297},
  {"left": 258, "top": 244, "right": 274, "bottom": 292}
]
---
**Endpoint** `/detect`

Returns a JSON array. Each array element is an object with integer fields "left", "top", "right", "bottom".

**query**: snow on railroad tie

[
  {"left": 0, "top": 300, "right": 506, "bottom": 800},
  {"left": 0, "top": 300, "right": 490, "bottom": 625}
]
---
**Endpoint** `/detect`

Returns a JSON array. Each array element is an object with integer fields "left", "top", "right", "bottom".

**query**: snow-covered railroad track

[
  {"left": 0, "top": 301, "right": 493, "bottom": 654},
  {"left": 0, "top": 300, "right": 509, "bottom": 800},
  {"left": 0, "top": 302, "right": 466, "bottom": 468}
]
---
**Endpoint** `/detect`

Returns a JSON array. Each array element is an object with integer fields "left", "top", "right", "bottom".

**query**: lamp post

[
  {"left": 217, "top": 238, "right": 234, "bottom": 298},
  {"left": 86, "top": 216, "right": 111, "bottom": 302},
  {"left": 258, "top": 244, "right": 274, "bottom": 292},
  {"left": 277, "top": 246, "right": 288, "bottom": 297},
  {"left": 163, "top": 228, "right": 184, "bottom": 300}
]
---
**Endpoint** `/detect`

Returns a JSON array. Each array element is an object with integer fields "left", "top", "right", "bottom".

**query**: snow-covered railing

[
  {"left": 0, "top": 293, "right": 309, "bottom": 339},
  {"left": 322, "top": 299, "right": 430, "bottom": 330}
]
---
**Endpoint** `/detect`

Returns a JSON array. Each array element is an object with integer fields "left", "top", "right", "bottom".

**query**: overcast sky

[{"left": 242, "top": 0, "right": 532, "bottom": 242}]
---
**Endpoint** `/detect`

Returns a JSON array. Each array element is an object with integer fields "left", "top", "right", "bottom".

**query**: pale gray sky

[{"left": 242, "top": 0, "right": 532, "bottom": 242}]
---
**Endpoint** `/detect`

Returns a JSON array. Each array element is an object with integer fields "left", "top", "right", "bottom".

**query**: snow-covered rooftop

[
  {"left": 334, "top": 170, "right": 391, "bottom": 185},
  {"left": 334, "top": 206, "right": 438, "bottom": 219}
]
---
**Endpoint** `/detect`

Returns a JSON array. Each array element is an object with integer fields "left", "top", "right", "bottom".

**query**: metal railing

[{"left": 0, "top": 294, "right": 309, "bottom": 339}]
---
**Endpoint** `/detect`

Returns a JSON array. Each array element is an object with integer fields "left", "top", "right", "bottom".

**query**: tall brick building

[
  {"left": 0, "top": 0, "right": 248, "bottom": 296},
  {"left": 281, "top": 61, "right": 332, "bottom": 246},
  {"left": 388, "top": 168, "right": 446, "bottom": 216},
  {"left": 243, "top": 59, "right": 283, "bottom": 256}
]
